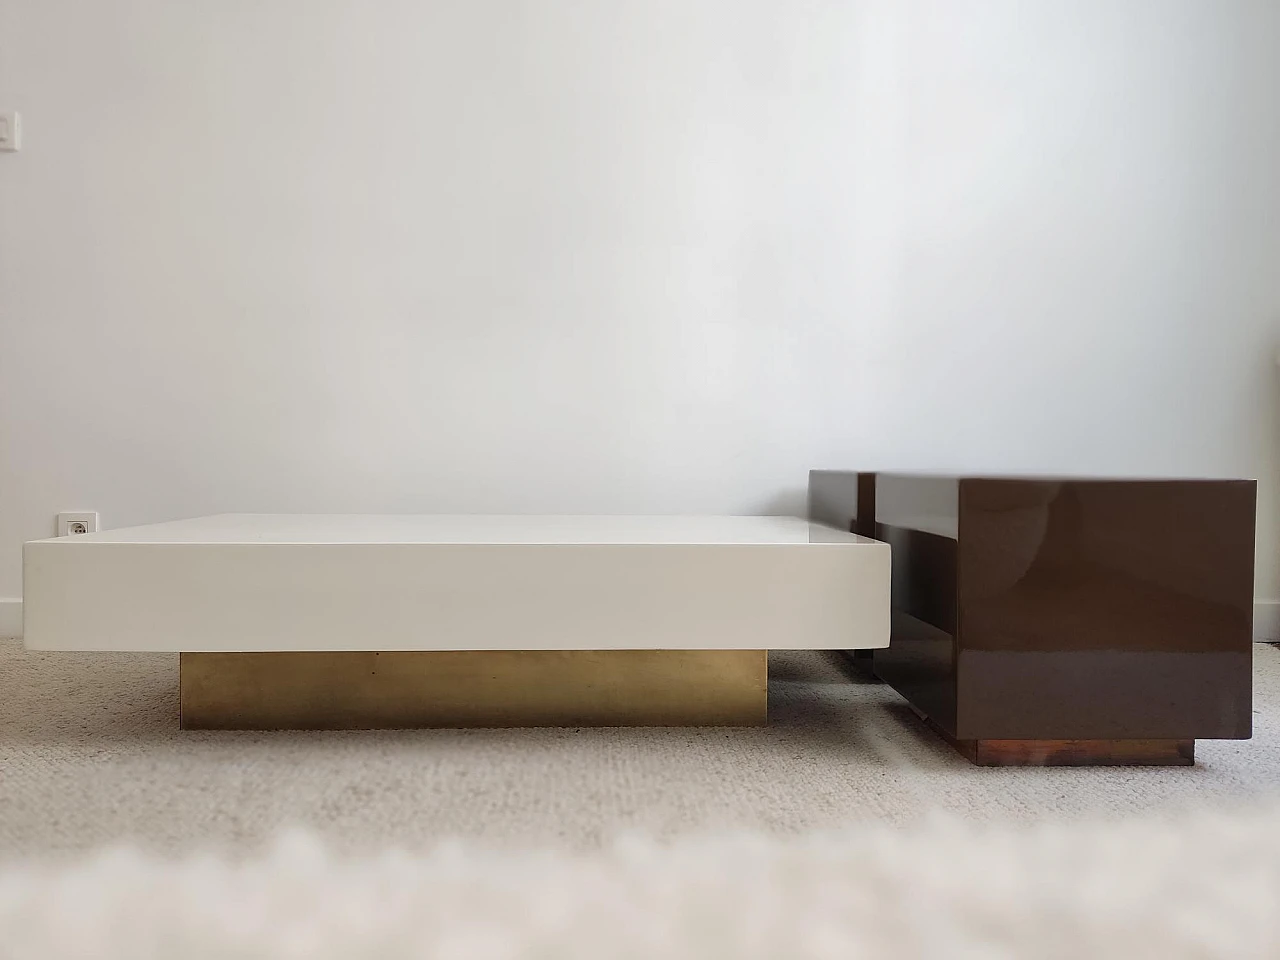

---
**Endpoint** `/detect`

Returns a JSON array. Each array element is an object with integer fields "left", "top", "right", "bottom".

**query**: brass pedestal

[{"left": 180, "top": 649, "right": 767, "bottom": 730}]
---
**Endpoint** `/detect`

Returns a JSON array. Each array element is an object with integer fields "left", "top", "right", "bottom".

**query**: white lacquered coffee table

[{"left": 24, "top": 515, "right": 889, "bottom": 729}]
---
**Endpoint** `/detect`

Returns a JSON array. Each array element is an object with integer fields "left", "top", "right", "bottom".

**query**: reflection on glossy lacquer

[{"left": 869, "top": 474, "right": 1253, "bottom": 742}]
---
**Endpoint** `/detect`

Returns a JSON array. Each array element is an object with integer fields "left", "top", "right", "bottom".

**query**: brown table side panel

[
  {"left": 954, "top": 478, "right": 1255, "bottom": 741},
  {"left": 872, "top": 522, "right": 959, "bottom": 734},
  {"left": 957, "top": 650, "right": 1251, "bottom": 740}
]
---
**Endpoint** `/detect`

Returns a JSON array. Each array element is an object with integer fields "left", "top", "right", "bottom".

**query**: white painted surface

[
  {"left": 0, "top": 1, "right": 1277, "bottom": 606},
  {"left": 42, "top": 514, "right": 880, "bottom": 546},
  {"left": 23, "top": 515, "right": 891, "bottom": 652},
  {"left": 0, "top": 599, "right": 21, "bottom": 640},
  {"left": 1256, "top": 601, "right": 1280, "bottom": 642}
]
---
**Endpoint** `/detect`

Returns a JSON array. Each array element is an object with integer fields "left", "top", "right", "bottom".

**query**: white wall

[{"left": 1, "top": 0, "right": 1278, "bottom": 604}]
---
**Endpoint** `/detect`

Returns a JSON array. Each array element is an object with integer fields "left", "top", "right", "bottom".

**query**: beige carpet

[{"left": 3, "top": 639, "right": 1279, "bottom": 857}]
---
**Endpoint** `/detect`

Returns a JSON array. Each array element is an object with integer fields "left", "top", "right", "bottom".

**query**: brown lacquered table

[{"left": 809, "top": 471, "right": 1255, "bottom": 766}]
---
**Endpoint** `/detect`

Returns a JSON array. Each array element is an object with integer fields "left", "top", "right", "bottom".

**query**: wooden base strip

[
  {"left": 961, "top": 737, "right": 1194, "bottom": 766},
  {"left": 907, "top": 708, "right": 1195, "bottom": 766}
]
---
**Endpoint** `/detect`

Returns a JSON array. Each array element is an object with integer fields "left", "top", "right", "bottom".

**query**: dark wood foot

[
  {"left": 917, "top": 711, "right": 1195, "bottom": 765},
  {"left": 961, "top": 737, "right": 1194, "bottom": 766},
  {"left": 838, "top": 649, "right": 881, "bottom": 681}
]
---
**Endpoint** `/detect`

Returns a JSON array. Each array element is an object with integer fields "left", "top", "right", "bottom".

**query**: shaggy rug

[{"left": 2, "top": 809, "right": 1278, "bottom": 959}]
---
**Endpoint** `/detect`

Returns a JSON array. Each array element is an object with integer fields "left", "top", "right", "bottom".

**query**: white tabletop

[
  {"left": 24, "top": 514, "right": 890, "bottom": 652},
  {"left": 41, "top": 514, "right": 874, "bottom": 546}
]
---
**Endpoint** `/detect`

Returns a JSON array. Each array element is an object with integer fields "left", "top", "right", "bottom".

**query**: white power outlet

[
  {"left": 57, "top": 512, "right": 99, "bottom": 537},
  {"left": 0, "top": 112, "right": 21, "bottom": 152}
]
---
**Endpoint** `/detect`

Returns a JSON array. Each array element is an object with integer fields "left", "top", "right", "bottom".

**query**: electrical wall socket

[
  {"left": 57, "top": 512, "right": 99, "bottom": 537},
  {"left": 0, "top": 112, "right": 21, "bottom": 152}
]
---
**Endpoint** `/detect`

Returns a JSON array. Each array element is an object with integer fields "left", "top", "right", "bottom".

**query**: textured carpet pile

[{"left": 2, "top": 639, "right": 1280, "bottom": 956}]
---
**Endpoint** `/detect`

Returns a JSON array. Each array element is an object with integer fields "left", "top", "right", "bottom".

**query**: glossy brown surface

[
  {"left": 810, "top": 473, "right": 1255, "bottom": 749},
  {"left": 876, "top": 526, "right": 960, "bottom": 726},
  {"left": 808, "top": 468, "right": 875, "bottom": 535},
  {"left": 809, "top": 470, "right": 880, "bottom": 662}
]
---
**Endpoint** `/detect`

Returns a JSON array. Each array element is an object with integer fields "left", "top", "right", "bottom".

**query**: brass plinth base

[{"left": 180, "top": 649, "right": 767, "bottom": 730}]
